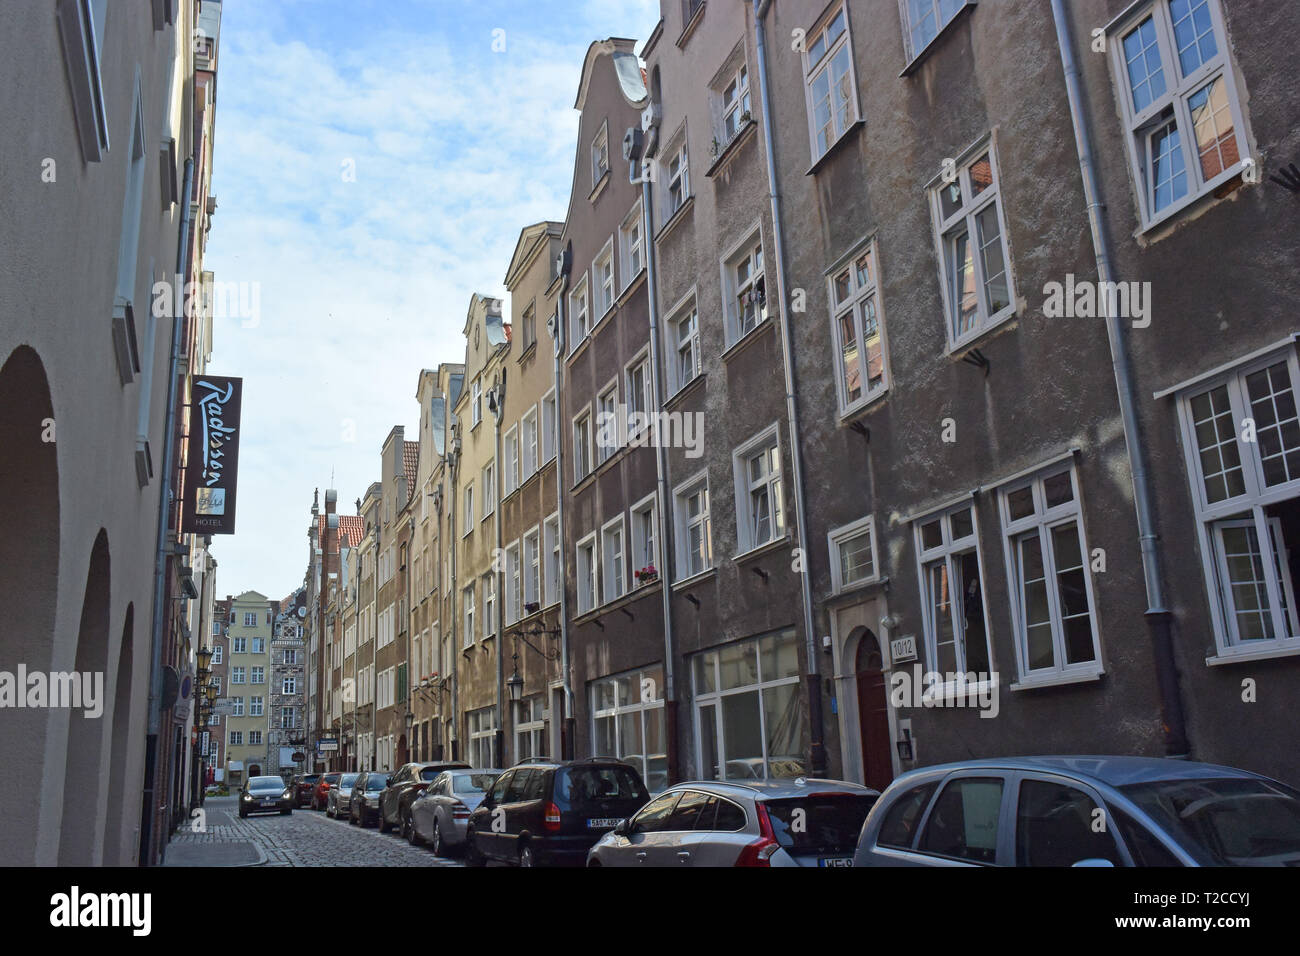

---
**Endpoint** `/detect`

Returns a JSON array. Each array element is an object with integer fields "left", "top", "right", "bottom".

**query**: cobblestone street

[{"left": 162, "top": 797, "right": 465, "bottom": 867}]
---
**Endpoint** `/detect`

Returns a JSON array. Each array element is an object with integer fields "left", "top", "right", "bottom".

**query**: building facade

[{"left": 223, "top": 591, "right": 273, "bottom": 786}]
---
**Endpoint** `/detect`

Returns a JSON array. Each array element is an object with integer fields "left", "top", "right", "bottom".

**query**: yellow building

[{"left": 223, "top": 590, "right": 273, "bottom": 786}]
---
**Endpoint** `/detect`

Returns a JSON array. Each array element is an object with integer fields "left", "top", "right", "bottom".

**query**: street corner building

[{"left": 0, "top": 0, "right": 228, "bottom": 864}]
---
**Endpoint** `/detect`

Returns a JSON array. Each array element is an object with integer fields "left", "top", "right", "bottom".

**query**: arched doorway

[
  {"left": 854, "top": 630, "right": 894, "bottom": 792},
  {"left": 59, "top": 528, "right": 112, "bottom": 864},
  {"left": 103, "top": 605, "right": 134, "bottom": 864},
  {"left": 248, "top": 764, "right": 262, "bottom": 777},
  {"left": 0, "top": 346, "right": 60, "bottom": 865},
  {"left": 397, "top": 733, "right": 408, "bottom": 766}
]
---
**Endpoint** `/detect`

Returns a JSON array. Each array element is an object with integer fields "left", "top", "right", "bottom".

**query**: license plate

[
  {"left": 819, "top": 857, "right": 852, "bottom": 867},
  {"left": 587, "top": 818, "right": 621, "bottom": 829},
  {"left": 260, "top": 801, "right": 276, "bottom": 807}
]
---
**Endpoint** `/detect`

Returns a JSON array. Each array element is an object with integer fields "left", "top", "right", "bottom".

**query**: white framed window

[
  {"left": 481, "top": 460, "right": 495, "bottom": 519},
  {"left": 999, "top": 464, "right": 1100, "bottom": 683},
  {"left": 569, "top": 276, "right": 590, "bottom": 348},
  {"left": 664, "top": 136, "right": 690, "bottom": 217},
  {"left": 251, "top": 637, "right": 265, "bottom": 654},
  {"left": 521, "top": 303, "right": 537, "bottom": 352},
  {"left": 722, "top": 229, "right": 767, "bottom": 345},
  {"left": 472, "top": 378, "right": 482, "bottom": 427},
  {"left": 674, "top": 471, "right": 713, "bottom": 579},
  {"left": 573, "top": 408, "right": 593, "bottom": 483},
  {"left": 802, "top": 4, "right": 859, "bottom": 160},
  {"left": 1107, "top": 0, "right": 1248, "bottom": 230},
  {"left": 523, "top": 526, "right": 541, "bottom": 612},
  {"left": 515, "top": 694, "right": 548, "bottom": 763},
  {"left": 282, "top": 675, "right": 297, "bottom": 695},
  {"left": 630, "top": 493, "right": 659, "bottom": 586},
  {"left": 251, "top": 667, "right": 264, "bottom": 685},
  {"left": 828, "top": 241, "right": 889, "bottom": 413},
  {"left": 619, "top": 202, "right": 644, "bottom": 288},
  {"left": 467, "top": 706, "right": 497, "bottom": 768},
  {"left": 732, "top": 425, "right": 785, "bottom": 553},
  {"left": 592, "top": 665, "right": 667, "bottom": 792},
  {"left": 242, "top": 613, "right": 256, "bottom": 627},
  {"left": 913, "top": 504, "right": 991, "bottom": 676},
  {"left": 544, "top": 515, "right": 561, "bottom": 607},
  {"left": 231, "top": 667, "right": 245, "bottom": 684},
  {"left": 229, "top": 731, "right": 242, "bottom": 746},
  {"left": 928, "top": 140, "right": 1014, "bottom": 350},
  {"left": 521, "top": 406, "right": 539, "bottom": 479},
  {"left": 505, "top": 541, "right": 521, "bottom": 625},
  {"left": 601, "top": 516, "right": 626, "bottom": 604},
  {"left": 249, "top": 730, "right": 263, "bottom": 745},
  {"left": 592, "top": 121, "right": 610, "bottom": 188},
  {"left": 232, "top": 697, "right": 244, "bottom": 716},
  {"left": 56, "top": 0, "right": 111, "bottom": 162},
  {"left": 280, "top": 706, "right": 297, "bottom": 730},
  {"left": 719, "top": 63, "right": 752, "bottom": 144},
  {"left": 577, "top": 533, "right": 599, "bottom": 615},
  {"left": 625, "top": 351, "right": 653, "bottom": 442},
  {"left": 593, "top": 240, "right": 616, "bottom": 319},
  {"left": 211, "top": 645, "right": 222, "bottom": 664},
  {"left": 503, "top": 426, "right": 519, "bottom": 496},
  {"left": 541, "top": 389, "right": 557, "bottom": 463},
  {"left": 828, "top": 515, "right": 880, "bottom": 594},
  {"left": 900, "top": 0, "right": 972, "bottom": 64},
  {"left": 481, "top": 573, "right": 495, "bottom": 640},
  {"left": 463, "top": 482, "right": 474, "bottom": 536},
  {"left": 597, "top": 379, "right": 620, "bottom": 463},
  {"left": 463, "top": 583, "right": 475, "bottom": 648},
  {"left": 667, "top": 295, "right": 701, "bottom": 394},
  {"left": 250, "top": 696, "right": 263, "bottom": 716},
  {"left": 233, "top": 635, "right": 247, "bottom": 653},
  {"left": 1175, "top": 351, "right": 1300, "bottom": 658}
]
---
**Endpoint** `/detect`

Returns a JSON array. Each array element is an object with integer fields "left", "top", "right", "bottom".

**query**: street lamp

[
  {"left": 506, "top": 650, "right": 523, "bottom": 704},
  {"left": 204, "top": 683, "right": 218, "bottom": 704},
  {"left": 196, "top": 646, "right": 213, "bottom": 680}
]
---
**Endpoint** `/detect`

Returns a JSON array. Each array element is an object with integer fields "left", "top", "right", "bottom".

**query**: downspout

[
  {"left": 141, "top": 154, "right": 195, "bottom": 866},
  {"left": 632, "top": 118, "right": 680, "bottom": 785},
  {"left": 1050, "top": 1, "right": 1189, "bottom": 757},
  {"left": 752, "top": 0, "right": 826, "bottom": 774},
  {"left": 552, "top": 266, "right": 575, "bottom": 758},
  {"left": 371, "top": 527, "right": 378, "bottom": 770},
  {"left": 449, "top": 453, "right": 460, "bottom": 761},
  {"left": 493, "top": 377, "right": 505, "bottom": 767}
]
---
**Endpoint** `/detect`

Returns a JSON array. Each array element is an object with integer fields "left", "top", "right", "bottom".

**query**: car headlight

[
  {"left": 241, "top": 793, "right": 252, "bottom": 801},
  {"left": 282, "top": 790, "right": 292, "bottom": 799}
]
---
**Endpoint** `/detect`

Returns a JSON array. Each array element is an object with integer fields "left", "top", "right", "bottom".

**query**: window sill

[
  {"left": 665, "top": 371, "right": 706, "bottom": 412},
  {"left": 733, "top": 535, "right": 792, "bottom": 566},
  {"left": 919, "top": 673, "right": 1000, "bottom": 706},
  {"left": 672, "top": 567, "right": 717, "bottom": 591},
  {"left": 1135, "top": 169, "right": 1248, "bottom": 242},
  {"left": 676, "top": 1, "right": 706, "bottom": 48},
  {"left": 516, "top": 340, "right": 538, "bottom": 365},
  {"left": 838, "top": 387, "right": 890, "bottom": 426},
  {"left": 566, "top": 334, "right": 592, "bottom": 365},
  {"left": 721, "top": 316, "right": 774, "bottom": 363},
  {"left": 705, "top": 119, "right": 758, "bottom": 179},
  {"left": 826, "top": 576, "right": 888, "bottom": 607},
  {"left": 899, "top": 2, "right": 977, "bottom": 78},
  {"left": 1008, "top": 666, "right": 1103, "bottom": 693},
  {"left": 805, "top": 119, "right": 865, "bottom": 177},
  {"left": 616, "top": 270, "right": 646, "bottom": 308},
  {"left": 589, "top": 169, "right": 611, "bottom": 204},
  {"left": 944, "top": 306, "right": 1017, "bottom": 359},
  {"left": 1206, "top": 640, "right": 1300, "bottom": 667},
  {"left": 656, "top": 195, "right": 695, "bottom": 244}
]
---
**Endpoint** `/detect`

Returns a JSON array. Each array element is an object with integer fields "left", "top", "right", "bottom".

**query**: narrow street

[{"left": 162, "top": 797, "right": 463, "bottom": 868}]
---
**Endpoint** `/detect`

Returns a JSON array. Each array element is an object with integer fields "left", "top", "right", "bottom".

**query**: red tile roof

[
  {"left": 338, "top": 514, "right": 364, "bottom": 548},
  {"left": 403, "top": 441, "right": 419, "bottom": 500}
]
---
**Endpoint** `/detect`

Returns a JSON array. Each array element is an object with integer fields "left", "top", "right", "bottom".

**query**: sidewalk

[{"left": 160, "top": 796, "right": 266, "bottom": 867}]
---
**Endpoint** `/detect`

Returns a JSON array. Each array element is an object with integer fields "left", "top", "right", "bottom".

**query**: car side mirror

[
  {"left": 614, "top": 818, "right": 633, "bottom": 837},
  {"left": 386, "top": 777, "right": 393, "bottom": 787},
  {"left": 1071, "top": 858, "right": 1115, "bottom": 867}
]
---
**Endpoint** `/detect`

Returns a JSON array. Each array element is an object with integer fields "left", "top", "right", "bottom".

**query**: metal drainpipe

[
  {"left": 372, "top": 527, "right": 378, "bottom": 770},
  {"left": 449, "top": 450, "right": 460, "bottom": 761},
  {"left": 1050, "top": 0, "right": 1188, "bottom": 757},
  {"left": 141, "top": 154, "right": 195, "bottom": 866},
  {"left": 552, "top": 273, "right": 575, "bottom": 758},
  {"left": 493, "top": 380, "right": 505, "bottom": 767},
  {"left": 633, "top": 136, "right": 680, "bottom": 785},
  {"left": 752, "top": 0, "right": 826, "bottom": 774}
]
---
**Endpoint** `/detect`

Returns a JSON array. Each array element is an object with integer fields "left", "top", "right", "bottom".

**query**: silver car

[
  {"left": 409, "top": 768, "right": 501, "bottom": 856},
  {"left": 326, "top": 772, "right": 360, "bottom": 819},
  {"left": 586, "top": 778, "right": 878, "bottom": 867},
  {"left": 853, "top": 755, "right": 1300, "bottom": 867}
]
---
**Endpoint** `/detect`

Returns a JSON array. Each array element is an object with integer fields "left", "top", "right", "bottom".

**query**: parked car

[
  {"left": 312, "top": 772, "right": 342, "bottom": 811},
  {"left": 854, "top": 755, "right": 1300, "bottom": 867},
  {"left": 239, "top": 775, "right": 294, "bottom": 817},
  {"left": 348, "top": 770, "right": 389, "bottom": 827},
  {"left": 326, "top": 773, "right": 360, "bottom": 818},
  {"left": 409, "top": 768, "right": 501, "bottom": 854},
  {"left": 465, "top": 758, "right": 651, "bottom": 867},
  {"left": 587, "top": 778, "right": 877, "bottom": 867},
  {"left": 291, "top": 773, "right": 321, "bottom": 808},
  {"left": 379, "top": 761, "right": 470, "bottom": 835}
]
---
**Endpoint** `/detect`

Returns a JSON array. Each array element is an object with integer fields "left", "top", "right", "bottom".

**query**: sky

[{"left": 204, "top": 0, "right": 660, "bottom": 601}]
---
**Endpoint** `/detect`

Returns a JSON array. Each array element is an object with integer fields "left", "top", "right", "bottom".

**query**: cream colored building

[{"left": 223, "top": 591, "right": 273, "bottom": 785}]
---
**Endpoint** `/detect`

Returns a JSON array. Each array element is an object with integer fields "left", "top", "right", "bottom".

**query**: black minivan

[{"left": 466, "top": 759, "right": 651, "bottom": 867}]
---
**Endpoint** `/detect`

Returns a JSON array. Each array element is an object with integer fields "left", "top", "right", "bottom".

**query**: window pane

[
  {"left": 929, "top": 561, "right": 957, "bottom": 672},
  {"left": 1151, "top": 118, "right": 1188, "bottom": 212},
  {"left": 719, "top": 641, "right": 757, "bottom": 690},
  {"left": 832, "top": 46, "right": 853, "bottom": 133},
  {"left": 877, "top": 783, "right": 937, "bottom": 849},
  {"left": 1016, "top": 780, "right": 1122, "bottom": 866},
  {"left": 1191, "top": 385, "right": 1246, "bottom": 502},
  {"left": 1169, "top": 0, "right": 1217, "bottom": 77},
  {"left": 1188, "top": 76, "right": 1238, "bottom": 181},
  {"left": 693, "top": 653, "right": 716, "bottom": 694},
  {"left": 1123, "top": 16, "right": 1166, "bottom": 113},
  {"left": 956, "top": 550, "right": 989, "bottom": 672},
  {"left": 1051, "top": 523, "right": 1096, "bottom": 664},
  {"left": 1043, "top": 471, "right": 1074, "bottom": 508},
  {"left": 759, "top": 631, "right": 800, "bottom": 682},
  {"left": 722, "top": 690, "right": 763, "bottom": 780},
  {"left": 950, "top": 507, "right": 973, "bottom": 540},
  {"left": 1218, "top": 522, "right": 1276, "bottom": 642},
  {"left": 862, "top": 297, "right": 884, "bottom": 392},
  {"left": 921, "top": 519, "right": 943, "bottom": 550},
  {"left": 699, "top": 704, "right": 719, "bottom": 780},
  {"left": 1245, "top": 363, "right": 1300, "bottom": 487},
  {"left": 837, "top": 310, "right": 861, "bottom": 403},
  {"left": 839, "top": 528, "right": 875, "bottom": 585},
  {"left": 975, "top": 204, "right": 1009, "bottom": 314},
  {"left": 1007, "top": 486, "right": 1035, "bottom": 521},
  {"left": 763, "top": 682, "right": 806, "bottom": 778},
  {"left": 1019, "top": 533, "right": 1055, "bottom": 670},
  {"left": 919, "top": 777, "right": 1003, "bottom": 863},
  {"left": 950, "top": 229, "right": 977, "bottom": 337},
  {"left": 969, "top": 153, "right": 993, "bottom": 196},
  {"left": 908, "top": 0, "right": 939, "bottom": 55}
]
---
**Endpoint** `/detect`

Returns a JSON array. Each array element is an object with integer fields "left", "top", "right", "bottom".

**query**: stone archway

[
  {"left": 103, "top": 605, "right": 134, "bottom": 864},
  {"left": 0, "top": 347, "right": 60, "bottom": 865}
]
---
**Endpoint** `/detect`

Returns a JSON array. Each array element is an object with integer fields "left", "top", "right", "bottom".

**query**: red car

[
  {"left": 293, "top": 773, "right": 322, "bottom": 808},
  {"left": 311, "top": 772, "right": 343, "bottom": 810}
]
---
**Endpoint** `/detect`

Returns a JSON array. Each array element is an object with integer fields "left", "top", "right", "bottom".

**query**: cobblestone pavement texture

[{"left": 162, "top": 796, "right": 464, "bottom": 867}]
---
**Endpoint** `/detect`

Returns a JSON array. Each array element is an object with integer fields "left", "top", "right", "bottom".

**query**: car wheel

[
  {"left": 379, "top": 808, "right": 391, "bottom": 833},
  {"left": 349, "top": 808, "right": 357, "bottom": 826},
  {"left": 518, "top": 844, "right": 535, "bottom": 868},
  {"left": 280, "top": 808, "right": 291, "bottom": 815},
  {"left": 587, "top": 859, "right": 601, "bottom": 867},
  {"left": 407, "top": 812, "right": 423, "bottom": 846},
  {"left": 465, "top": 828, "right": 485, "bottom": 867},
  {"left": 430, "top": 820, "right": 444, "bottom": 857},
  {"left": 238, "top": 807, "right": 247, "bottom": 818}
]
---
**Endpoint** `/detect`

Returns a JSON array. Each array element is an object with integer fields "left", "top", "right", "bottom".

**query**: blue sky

[{"left": 204, "top": 0, "right": 659, "bottom": 600}]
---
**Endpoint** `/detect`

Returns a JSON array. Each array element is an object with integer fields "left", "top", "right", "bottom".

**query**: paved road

[{"left": 162, "top": 795, "right": 465, "bottom": 867}]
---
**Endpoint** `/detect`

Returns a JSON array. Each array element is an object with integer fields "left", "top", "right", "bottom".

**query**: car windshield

[
  {"left": 303, "top": 774, "right": 320, "bottom": 782},
  {"left": 1120, "top": 777, "right": 1300, "bottom": 865},
  {"left": 454, "top": 774, "right": 497, "bottom": 794},
  {"left": 366, "top": 775, "right": 387, "bottom": 791},
  {"left": 339, "top": 774, "right": 359, "bottom": 788},
  {"left": 420, "top": 767, "right": 445, "bottom": 781},
  {"left": 323, "top": 773, "right": 341, "bottom": 784},
  {"left": 763, "top": 794, "right": 877, "bottom": 853},
  {"left": 249, "top": 777, "right": 283, "bottom": 789},
  {"left": 556, "top": 765, "right": 645, "bottom": 804}
]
